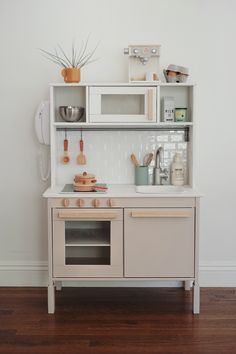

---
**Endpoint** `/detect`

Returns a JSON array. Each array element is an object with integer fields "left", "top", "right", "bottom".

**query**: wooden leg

[
  {"left": 48, "top": 284, "right": 55, "bottom": 314},
  {"left": 55, "top": 281, "right": 62, "bottom": 291},
  {"left": 184, "top": 280, "right": 192, "bottom": 291},
  {"left": 193, "top": 281, "right": 200, "bottom": 314}
]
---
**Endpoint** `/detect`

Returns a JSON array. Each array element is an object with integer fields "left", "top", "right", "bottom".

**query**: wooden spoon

[
  {"left": 62, "top": 130, "right": 70, "bottom": 164},
  {"left": 130, "top": 153, "right": 140, "bottom": 167},
  {"left": 77, "top": 130, "right": 86, "bottom": 165},
  {"left": 143, "top": 152, "right": 153, "bottom": 166}
]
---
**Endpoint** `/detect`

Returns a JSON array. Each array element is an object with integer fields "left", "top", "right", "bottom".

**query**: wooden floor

[{"left": 0, "top": 287, "right": 235, "bottom": 354}]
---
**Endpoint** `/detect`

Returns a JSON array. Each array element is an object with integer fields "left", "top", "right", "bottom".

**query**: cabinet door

[
  {"left": 52, "top": 209, "right": 123, "bottom": 277},
  {"left": 124, "top": 208, "right": 194, "bottom": 278},
  {"left": 89, "top": 86, "right": 156, "bottom": 123}
]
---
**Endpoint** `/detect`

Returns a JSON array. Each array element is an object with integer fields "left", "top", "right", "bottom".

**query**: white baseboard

[
  {"left": 0, "top": 261, "right": 48, "bottom": 286},
  {"left": 0, "top": 261, "right": 235, "bottom": 287},
  {"left": 199, "top": 261, "right": 236, "bottom": 287}
]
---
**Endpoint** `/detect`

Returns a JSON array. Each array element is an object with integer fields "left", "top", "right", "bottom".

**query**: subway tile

[{"left": 56, "top": 130, "right": 188, "bottom": 184}]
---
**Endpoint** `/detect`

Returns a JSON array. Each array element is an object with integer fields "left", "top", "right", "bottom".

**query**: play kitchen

[{"left": 42, "top": 44, "right": 201, "bottom": 315}]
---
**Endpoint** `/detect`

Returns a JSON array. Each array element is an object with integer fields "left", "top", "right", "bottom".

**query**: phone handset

[
  {"left": 35, "top": 101, "right": 50, "bottom": 181},
  {"left": 35, "top": 101, "right": 50, "bottom": 145}
]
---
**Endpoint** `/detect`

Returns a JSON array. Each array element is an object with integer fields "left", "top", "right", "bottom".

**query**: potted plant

[{"left": 40, "top": 37, "right": 98, "bottom": 83}]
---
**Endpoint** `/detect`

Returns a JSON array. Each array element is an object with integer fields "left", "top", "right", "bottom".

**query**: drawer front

[{"left": 124, "top": 208, "right": 195, "bottom": 278}]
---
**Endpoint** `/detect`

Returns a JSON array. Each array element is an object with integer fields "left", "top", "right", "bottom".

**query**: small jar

[{"left": 175, "top": 108, "right": 187, "bottom": 122}]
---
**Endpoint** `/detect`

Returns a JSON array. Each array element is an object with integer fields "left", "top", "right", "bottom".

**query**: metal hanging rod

[{"left": 56, "top": 126, "right": 190, "bottom": 132}]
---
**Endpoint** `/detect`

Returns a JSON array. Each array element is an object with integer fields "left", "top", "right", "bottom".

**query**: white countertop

[{"left": 43, "top": 184, "right": 202, "bottom": 198}]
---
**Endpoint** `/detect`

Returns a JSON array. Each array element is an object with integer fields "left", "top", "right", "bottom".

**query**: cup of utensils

[{"left": 130, "top": 153, "right": 153, "bottom": 185}]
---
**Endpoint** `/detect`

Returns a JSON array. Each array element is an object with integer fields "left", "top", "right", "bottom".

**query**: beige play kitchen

[{"left": 42, "top": 45, "right": 201, "bottom": 315}]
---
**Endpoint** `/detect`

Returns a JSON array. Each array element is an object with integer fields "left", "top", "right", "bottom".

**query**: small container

[
  {"left": 171, "top": 153, "right": 185, "bottom": 186},
  {"left": 175, "top": 108, "right": 187, "bottom": 122},
  {"left": 135, "top": 166, "right": 149, "bottom": 185},
  {"left": 162, "top": 96, "right": 175, "bottom": 122},
  {"left": 164, "top": 64, "right": 189, "bottom": 83}
]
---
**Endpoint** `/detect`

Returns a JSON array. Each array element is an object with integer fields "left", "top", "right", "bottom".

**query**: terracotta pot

[
  {"left": 61, "top": 68, "right": 80, "bottom": 83},
  {"left": 74, "top": 172, "right": 96, "bottom": 184},
  {"left": 75, "top": 177, "right": 97, "bottom": 184},
  {"left": 73, "top": 184, "right": 95, "bottom": 192}
]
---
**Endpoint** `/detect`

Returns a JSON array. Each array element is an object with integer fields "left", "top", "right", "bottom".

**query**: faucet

[{"left": 154, "top": 147, "right": 169, "bottom": 185}]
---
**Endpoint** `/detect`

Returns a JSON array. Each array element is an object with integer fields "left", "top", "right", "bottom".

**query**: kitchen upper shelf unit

[{"left": 50, "top": 82, "right": 195, "bottom": 128}]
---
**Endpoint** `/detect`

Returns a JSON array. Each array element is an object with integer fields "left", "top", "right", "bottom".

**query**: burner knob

[
  {"left": 107, "top": 199, "right": 115, "bottom": 207},
  {"left": 92, "top": 199, "right": 100, "bottom": 208},
  {"left": 77, "top": 199, "right": 85, "bottom": 208},
  {"left": 62, "top": 198, "right": 70, "bottom": 207}
]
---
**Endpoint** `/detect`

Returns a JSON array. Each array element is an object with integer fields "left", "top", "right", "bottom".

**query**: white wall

[{"left": 0, "top": 0, "right": 235, "bottom": 286}]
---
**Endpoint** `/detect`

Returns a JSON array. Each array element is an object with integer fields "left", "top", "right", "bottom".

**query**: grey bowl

[{"left": 59, "top": 106, "right": 85, "bottom": 122}]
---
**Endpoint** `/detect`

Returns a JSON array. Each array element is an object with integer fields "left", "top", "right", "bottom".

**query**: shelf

[
  {"left": 65, "top": 257, "right": 110, "bottom": 265},
  {"left": 157, "top": 122, "right": 193, "bottom": 127},
  {"left": 53, "top": 122, "right": 193, "bottom": 130},
  {"left": 50, "top": 82, "right": 195, "bottom": 87},
  {"left": 66, "top": 242, "right": 110, "bottom": 247},
  {"left": 65, "top": 229, "right": 110, "bottom": 246}
]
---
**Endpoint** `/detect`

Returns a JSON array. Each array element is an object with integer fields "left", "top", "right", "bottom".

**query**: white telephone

[
  {"left": 35, "top": 101, "right": 50, "bottom": 145},
  {"left": 35, "top": 101, "right": 50, "bottom": 181}
]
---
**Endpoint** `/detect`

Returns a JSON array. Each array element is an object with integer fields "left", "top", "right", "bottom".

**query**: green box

[{"left": 175, "top": 108, "right": 187, "bottom": 122}]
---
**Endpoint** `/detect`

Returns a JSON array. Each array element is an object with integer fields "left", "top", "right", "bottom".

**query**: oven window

[{"left": 64, "top": 221, "right": 111, "bottom": 265}]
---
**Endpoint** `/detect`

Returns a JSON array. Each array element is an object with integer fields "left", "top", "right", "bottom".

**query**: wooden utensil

[
  {"left": 77, "top": 130, "right": 86, "bottom": 165},
  {"left": 130, "top": 153, "right": 140, "bottom": 167},
  {"left": 62, "top": 130, "right": 70, "bottom": 164},
  {"left": 143, "top": 152, "right": 153, "bottom": 166}
]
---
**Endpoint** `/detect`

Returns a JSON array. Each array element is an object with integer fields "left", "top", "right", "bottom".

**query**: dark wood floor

[{"left": 0, "top": 287, "right": 235, "bottom": 354}]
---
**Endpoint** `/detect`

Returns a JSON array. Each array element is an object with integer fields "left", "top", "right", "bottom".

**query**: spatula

[
  {"left": 77, "top": 130, "right": 86, "bottom": 165},
  {"left": 61, "top": 130, "right": 70, "bottom": 164},
  {"left": 143, "top": 152, "right": 153, "bottom": 166}
]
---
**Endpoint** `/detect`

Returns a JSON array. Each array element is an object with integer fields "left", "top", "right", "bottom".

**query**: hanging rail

[
  {"left": 56, "top": 126, "right": 190, "bottom": 141},
  {"left": 56, "top": 126, "right": 190, "bottom": 132}
]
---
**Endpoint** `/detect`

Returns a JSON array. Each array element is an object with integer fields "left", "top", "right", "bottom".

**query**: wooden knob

[
  {"left": 93, "top": 199, "right": 100, "bottom": 208},
  {"left": 62, "top": 198, "right": 70, "bottom": 207},
  {"left": 107, "top": 199, "right": 115, "bottom": 207},
  {"left": 77, "top": 199, "right": 85, "bottom": 208}
]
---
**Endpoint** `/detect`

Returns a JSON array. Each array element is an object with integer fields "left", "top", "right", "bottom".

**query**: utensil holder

[{"left": 135, "top": 166, "right": 149, "bottom": 185}]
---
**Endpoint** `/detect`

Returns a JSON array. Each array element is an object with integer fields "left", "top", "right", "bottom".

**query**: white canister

[{"left": 171, "top": 153, "right": 185, "bottom": 186}]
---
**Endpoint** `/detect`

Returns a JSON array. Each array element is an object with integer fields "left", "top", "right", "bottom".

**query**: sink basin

[{"left": 135, "top": 185, "right": 186, "bottom": 194}]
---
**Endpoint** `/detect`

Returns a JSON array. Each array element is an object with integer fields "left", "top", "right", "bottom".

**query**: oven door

[{"left": 52, "top": 209, "right": 123, "bottom": 277}]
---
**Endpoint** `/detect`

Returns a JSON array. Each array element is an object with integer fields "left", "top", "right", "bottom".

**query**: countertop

[{"left": 43, "top": 184, "right": 202, "bottom": 198}]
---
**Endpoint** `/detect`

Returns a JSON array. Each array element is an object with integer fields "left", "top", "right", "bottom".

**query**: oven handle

[
  {"left": 130, "top": 210, "right": 192, "bottom": 218},
  {"left": 57, "top": 211, "right": 118, "bottom": 220},
  {"left": 147, "top": 89, "right": 154, "bottom": 121}
]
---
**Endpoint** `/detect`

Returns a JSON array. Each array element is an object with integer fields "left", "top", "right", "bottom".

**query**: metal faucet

[{"left": 154, "top": 147, "right": 169, "bottom": 185}]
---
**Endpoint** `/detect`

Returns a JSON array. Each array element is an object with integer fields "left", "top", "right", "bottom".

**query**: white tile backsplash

[{"left": 56, "top": 130, "right": 187, "bottom": 185}]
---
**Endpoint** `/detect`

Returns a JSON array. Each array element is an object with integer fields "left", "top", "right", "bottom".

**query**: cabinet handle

[
  {"left": 58, "top": 211, "right": 117, "bottom": 220},
  {"left": 131, "top": 211, "right": 191, "bottom": 218},
  {"left": 147, "top": 89, "right": 154, "bottom": 121}
]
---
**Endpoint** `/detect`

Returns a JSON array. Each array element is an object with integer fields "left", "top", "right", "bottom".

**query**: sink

[{"left": 135, "top": 185, "right": 186, "bottom": 194}]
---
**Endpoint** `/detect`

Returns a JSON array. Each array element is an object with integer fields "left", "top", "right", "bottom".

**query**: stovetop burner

[{"left": 60, "top": 184, "right": 107, "bottom": 194}]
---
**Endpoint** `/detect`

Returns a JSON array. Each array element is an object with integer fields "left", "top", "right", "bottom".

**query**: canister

[
  {"left": 175, "top": 108, "right": 187, "bottom": 122},
  {"left": 135, "top": 166, "right": 149, "bottom": 185}
]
